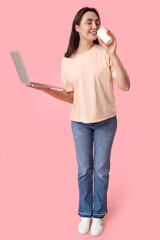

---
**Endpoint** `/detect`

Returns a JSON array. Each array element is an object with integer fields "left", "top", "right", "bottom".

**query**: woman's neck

[{"left": 76, "top": 41, "right": 94, "bottom": 54}]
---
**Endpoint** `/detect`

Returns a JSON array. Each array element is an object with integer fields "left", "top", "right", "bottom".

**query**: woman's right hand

[{"left": 25, "top": 84, "right": 49, "bottom": 91}]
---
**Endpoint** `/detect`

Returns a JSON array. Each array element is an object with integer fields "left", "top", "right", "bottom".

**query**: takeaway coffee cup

[{"left": 97, "top": 27, "right": 113, "bottom": 45}]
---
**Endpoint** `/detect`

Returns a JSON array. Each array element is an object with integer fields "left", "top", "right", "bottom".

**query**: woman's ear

[{"left": 75, "top": 24, "right": 79, "bottom": 33}]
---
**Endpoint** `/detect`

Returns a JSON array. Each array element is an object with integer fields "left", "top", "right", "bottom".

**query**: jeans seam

[
  {"left": 93, "top": 213, "right": 105, "bottom": 215},
  {"left": 78, "top": 211, "right": 92, "bottom": 215}
]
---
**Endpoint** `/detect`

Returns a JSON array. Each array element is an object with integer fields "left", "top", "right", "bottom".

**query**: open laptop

[{"left": 10, "top": 51, "right": 63, "bottom": 89}]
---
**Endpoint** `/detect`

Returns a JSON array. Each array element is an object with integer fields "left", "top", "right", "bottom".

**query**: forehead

[{"left": 82, "top": 11, "right": 99, "bottom": 21}]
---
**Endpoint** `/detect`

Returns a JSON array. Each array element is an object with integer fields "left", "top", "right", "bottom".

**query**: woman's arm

[
  {"left": 110, "top": 53, "right": 130, "bottom": 91},
  {"left": 26, "top": 85, "right": 74, "bottom": 104},
  {"left": 98, "top": 30, "right": 130, "bottom": 91},
  {"left": 44, "top": 88, "right": 74, "bottom": 104}
]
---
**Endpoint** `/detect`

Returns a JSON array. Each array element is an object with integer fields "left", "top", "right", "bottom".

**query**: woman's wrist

[{"left": 42, "top": 88, "right": 51, "bottom": 93}]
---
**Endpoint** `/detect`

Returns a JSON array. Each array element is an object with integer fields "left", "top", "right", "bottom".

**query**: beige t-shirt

[{"left": 61, "top": 43, "right": 117, "bottom": 123}]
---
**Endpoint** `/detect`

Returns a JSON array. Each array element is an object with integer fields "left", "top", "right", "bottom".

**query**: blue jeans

[{"left": 71, "top": 116, "right": 117, "bottom": 218}]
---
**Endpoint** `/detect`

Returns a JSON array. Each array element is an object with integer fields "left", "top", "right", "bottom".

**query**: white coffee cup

[{"left": 97, "top": 27, "right": 113, "bottom": 45}]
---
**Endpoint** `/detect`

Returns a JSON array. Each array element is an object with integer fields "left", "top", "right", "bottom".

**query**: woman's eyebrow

[{"left": 85, "top": 18, "right": 100, "bottom": 21}]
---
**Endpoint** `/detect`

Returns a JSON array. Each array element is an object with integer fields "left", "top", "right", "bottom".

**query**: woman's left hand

[{"left": 98, "top": 29, "right": 117, "bottom": 56}]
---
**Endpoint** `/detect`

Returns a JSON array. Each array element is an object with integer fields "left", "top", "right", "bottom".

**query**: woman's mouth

[{"left": 89, "top": 31, "right": 97, "bottom": 35}]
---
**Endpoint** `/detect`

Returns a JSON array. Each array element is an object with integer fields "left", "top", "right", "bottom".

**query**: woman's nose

[{"left": 92, "top": 22, "right": 98, "bottom": 29}]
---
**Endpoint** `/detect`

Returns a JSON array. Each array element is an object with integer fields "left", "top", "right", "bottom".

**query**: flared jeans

[{"left": 71, "top": 115, "right": 117, "bottom": 218}]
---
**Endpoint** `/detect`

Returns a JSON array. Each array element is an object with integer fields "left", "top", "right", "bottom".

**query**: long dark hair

[{"left": 64, "top": 7, "right": 101, "bottom": 58}]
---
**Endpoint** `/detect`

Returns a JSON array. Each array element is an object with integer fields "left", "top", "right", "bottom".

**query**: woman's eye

[{"left": 87, "top": 22, "right": 100, "bottom": 25}]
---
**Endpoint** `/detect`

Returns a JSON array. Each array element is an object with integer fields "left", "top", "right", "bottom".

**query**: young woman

[{"left": 26, "top": 7, "right": 130, "bottom": 237}]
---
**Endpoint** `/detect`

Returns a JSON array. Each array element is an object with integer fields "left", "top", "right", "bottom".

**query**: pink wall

[{"left": 0, "top": 0, "right": 160, "bottom": 239}]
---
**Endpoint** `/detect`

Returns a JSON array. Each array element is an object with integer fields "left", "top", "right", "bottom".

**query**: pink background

[{"left": 0, "top": 0, "right": 160, "bottom": 239}]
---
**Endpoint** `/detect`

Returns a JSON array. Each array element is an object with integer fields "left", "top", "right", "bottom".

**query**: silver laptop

[{"left": 10, "top": 51, "right": 63, "bottom": 89}]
